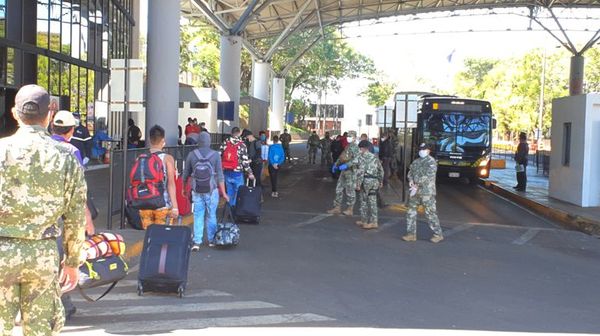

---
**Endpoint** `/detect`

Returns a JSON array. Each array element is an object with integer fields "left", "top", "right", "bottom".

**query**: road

[{"left": 56, "top": 143, "right": 600, "bottom": 335}]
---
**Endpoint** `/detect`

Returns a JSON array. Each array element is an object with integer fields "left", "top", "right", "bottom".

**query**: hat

[
  {"left": 347, "top": 131, "right": 357, "bottom": 138},
  {"left": 53, "top": 110, "right": 77, "bottom": 127},
  {"left": 418, "top": 143, "right": 431, "bottom": 150},
  {"left": 15, "top": 85, "right": 50, "bottom": 115},
  {"left": 358, "top": 140, "right": 371, "bottom": 148}
]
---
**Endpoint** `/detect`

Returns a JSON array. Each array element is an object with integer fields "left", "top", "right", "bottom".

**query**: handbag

[
  {"left": 214, "top": 204, "right": 240, "bottom": 247},
  {"left": 78, "top": 255, "right": 129, "bottom": 302}
]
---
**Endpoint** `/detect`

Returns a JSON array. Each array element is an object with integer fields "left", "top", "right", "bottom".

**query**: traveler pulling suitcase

[
  {"left": 234, "top": 179, "right": 261, "bottom": 224},
  {"left": 137, "top": 217, "right": 192, "bottom": 298}
]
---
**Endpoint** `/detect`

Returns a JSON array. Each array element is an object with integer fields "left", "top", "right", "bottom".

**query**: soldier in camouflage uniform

[
  {"left": 355, "top": 140, "right": 384, "bottom": 229},
  {"left": 320, "top": 132, "right": 332, "bottom": 166},
  {"left": 0, "top": 85, "right": 87, "bottom": 336},
  {"left": 307, "top": 131, "right": 320, "bottom": 164},
  {"left": 403, "top": 143, "right": 444, "bottom": 243},
  {"left": 328, "top": 131, "right": 360, "bottom": 216}
]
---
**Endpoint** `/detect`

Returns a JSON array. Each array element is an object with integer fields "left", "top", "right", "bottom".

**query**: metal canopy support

[
  {"left": 548, "top": 7, "right": 578, "bottom": 54},
  {"left": 191, "top": 0, "right": 230, "bottom": 33},
  {"left": 264, "top": 0, "right": 314, "bottom": 61},
  {"left": 242, "top": 39, "right": 265, "bottom": 60},
  {"left": 231, "top": 0, "right": 262, "bottom": 34},
  {"left": 314, "top": 0, "right": 325, "bottom": 36},
  {"left": 280, "top": 30, "right": 322, "bottom": 76}
]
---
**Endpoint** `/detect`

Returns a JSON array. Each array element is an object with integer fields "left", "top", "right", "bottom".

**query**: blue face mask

[{"left": 260, "top": 135, "right": 267, "bottom": 141}]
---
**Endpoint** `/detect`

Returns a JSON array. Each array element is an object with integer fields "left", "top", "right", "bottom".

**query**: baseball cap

[
  {"left": 53, "top": 110, "right": 77, "bottom": 127},
  {"left": 418, "top": 143, "right": 431, "bottom": 150},
  {"left": 358, "top": 140, "right": 371, "bottom": 148},
  {"left": 15, "top": 85, "right": 50, "bottom": 116}
]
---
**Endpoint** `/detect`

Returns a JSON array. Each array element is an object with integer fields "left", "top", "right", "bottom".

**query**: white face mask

[
  {"left": 347, "top": 137, "right": 354, "bottom": 143},
  {"left": 418, "top": 150, "right": 429, "bottom": 158}
]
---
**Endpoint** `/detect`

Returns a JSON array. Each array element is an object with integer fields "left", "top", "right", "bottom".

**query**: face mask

[
  {"left": 347, "top": 137, "right": 354, "bottom": 143},
  {"left": 260, "top": 135, "right": 266, "bottom": 141},
  {"left": 418, "top": 150, "right": 429, "bottom": 158}
]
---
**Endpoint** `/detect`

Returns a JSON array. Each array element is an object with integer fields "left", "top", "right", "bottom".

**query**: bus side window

[{"left": 492, "top": 118, "right": 497, "bottom": 129}]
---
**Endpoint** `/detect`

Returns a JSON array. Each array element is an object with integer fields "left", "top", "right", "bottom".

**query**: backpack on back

[
  {"left": 222, "top": 141, "right": 240, "bottom": 170},
  {"left": 192, "top": 150, "right": 217, "bottom": 194},
  {"left": 127, "top": 152, "right": 166, "bottom": 210}
]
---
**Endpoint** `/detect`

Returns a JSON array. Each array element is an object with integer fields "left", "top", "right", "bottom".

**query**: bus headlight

[
  {"left": 480, "top": 169, "right": 488, "bottom": 176},
  {"left": 479, "top": 158, "right": 490, "bottom": 167}
]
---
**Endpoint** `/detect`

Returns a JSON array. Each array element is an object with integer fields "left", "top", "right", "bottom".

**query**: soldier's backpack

[
  {"left": 338, "top": 148, "right": 351, "bottom": 164},
  {"left": 222, "top": 141, "right": 241, "bottom": 171},
  {"left": 192, "top": 150, "right": 217, "bottom": 194},
  {"left": 127, "top": 152, "right": 166, "bottom": 210}
]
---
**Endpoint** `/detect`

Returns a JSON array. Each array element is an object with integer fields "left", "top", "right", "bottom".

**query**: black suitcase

[
  {"left": 234, "top": 180, "right": 261, "bottom": 224},
  {"left": 137, "top": 218, "right": 192, "bottom": 298}
]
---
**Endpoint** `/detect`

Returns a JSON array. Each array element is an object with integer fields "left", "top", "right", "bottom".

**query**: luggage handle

[
  {"left": 77, "top": 281, "right": 119, "bottom": 302},
  {"left": 220, "top": 203, "right": 235, "bottom": 223},
  {"left": 165, "top": 215, "right": 183, "bottom": 226},
  {"left": 246, "top": 178, "right": 256, "bottom": 188}
]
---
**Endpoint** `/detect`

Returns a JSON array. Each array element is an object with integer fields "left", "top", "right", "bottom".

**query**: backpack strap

[{"left": 77, "top": 281, "right": 119, "bottom": 302}]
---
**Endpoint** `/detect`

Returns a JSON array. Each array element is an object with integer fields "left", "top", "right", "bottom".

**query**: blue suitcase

[{"left": 234, "top": 180, "right": 261, "bottom": 224}]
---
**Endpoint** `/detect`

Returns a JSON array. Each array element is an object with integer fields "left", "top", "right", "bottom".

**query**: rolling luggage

[
  {"left": 175, "top": 175, "right": 192, "bottom": 216},
  {"left": 234, "top": 179, "right": 261, "bottom": 224},
  {"left": 137, "top": 218, "right": 192, "bottom": 298},
  {"left": 215, "top": 204, "right": 240, "bottom": 248}
]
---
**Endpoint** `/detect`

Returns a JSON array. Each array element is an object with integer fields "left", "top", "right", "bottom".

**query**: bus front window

[{"left": 423, "top": 113, "right": 490, "bottom": 154}]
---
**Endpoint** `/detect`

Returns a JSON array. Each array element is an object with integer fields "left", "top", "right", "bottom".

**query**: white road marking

[
  {"left": 70, "top": 289, "right": 232, "bottom": 302},
  {"left": 443, "top": 224, "right": 473, "bottom": 238},
  {"left": 77, "top": 301, "right": 280, "bottom": 317},
  {"left": 62, "top": 314, "right": 335, "bottom": 333},
  {"left": 295, "top": 214, "right": 333, "bottom": 227},
  {"left": 512, "top": 229, "right": 541, "bottom": 245}
]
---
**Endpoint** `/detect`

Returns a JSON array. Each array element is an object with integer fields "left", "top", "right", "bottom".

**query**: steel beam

[
  {"left": 191, "top": 0, "right": 230, "bottom": 33},
  {"left": 280, "top": 31, "right": 322, "bottom": 76},
  {"left": 231, "top": 0, "right": 262, "bottom": 34},
  {"left": 264, "top": 0, "right": 314, "bottom": 60}
]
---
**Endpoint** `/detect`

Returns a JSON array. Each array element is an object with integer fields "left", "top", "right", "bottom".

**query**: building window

[
  {"left": 563, "top": 122, "right": 571, "bottom": 166},
  {"left": 190, "top": 102, "right": 208, "bottom": 109},
  {"left": 365, "top": 114, "right": 373, "bottom": 126}
]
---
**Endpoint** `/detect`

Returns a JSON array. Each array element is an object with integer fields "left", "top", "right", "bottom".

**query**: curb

[{"left": 483, "top": 181, "right": 600, "bottom": 237}]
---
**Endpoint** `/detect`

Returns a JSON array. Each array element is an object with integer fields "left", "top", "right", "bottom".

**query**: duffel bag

[
  {"left": 78, "top": 255, "right": 129, "bottom": 302},
  {"left": 214, "top": 204, "right": 240, "bottom": 248}
]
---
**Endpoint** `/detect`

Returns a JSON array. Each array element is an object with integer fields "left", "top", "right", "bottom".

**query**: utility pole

[{"left": 538, "top": 48, "right": 547, "bottom": 143}]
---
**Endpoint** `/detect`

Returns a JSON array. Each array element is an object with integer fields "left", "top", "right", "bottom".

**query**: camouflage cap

[
  {"left": 418, "top": 142, "right": 432, "bottom": 150},
  {"left": 15, "top": 84, "right": 50, "bottom": 116}
]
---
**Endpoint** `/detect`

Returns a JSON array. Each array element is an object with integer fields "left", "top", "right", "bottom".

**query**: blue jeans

[
  {"left": 192, "top": 190, "right": 219, "bottom": 244},
  {"left": 224, "top": 171, "right": 244, "bottom": 207}
]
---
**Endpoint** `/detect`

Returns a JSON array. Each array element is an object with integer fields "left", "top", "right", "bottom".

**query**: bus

[{"left": 415, "top": 96, "right": 495, "bottom": 182}]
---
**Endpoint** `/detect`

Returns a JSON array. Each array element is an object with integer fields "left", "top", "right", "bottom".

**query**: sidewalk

[{"left": 485, "top": 157, "right": 600, "bottom": 236}]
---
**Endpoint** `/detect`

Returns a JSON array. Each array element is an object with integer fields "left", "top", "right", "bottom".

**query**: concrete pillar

[
  {"left": 252, "top": 61, "right": 271, "bottom": 102},
  {"left": 270, "top": 77, "right": 285, "bottom": 132},
  {"left": 219, "top": 35, "right": 242, "bottom": 129},
  {"left": 146, "top": 0, "right": 180, "bottom": 145},
  {"left": 569, "top": 54, "right": 584, "bottom": 96}
]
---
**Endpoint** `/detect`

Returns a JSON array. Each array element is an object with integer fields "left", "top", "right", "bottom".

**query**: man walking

[
  {"left": 379, "top": 132, "right": 393, "bottom": 187},
  {"left": 0, "top": 85, "right": 87, "bottom": 335},
  {"left": 514, "top": 132, "right": 529, "bottom": 192},
  {"left": 280, "top": 129, "right": 292, "bottom": 162},
  {"left": 183, "top": 132, "right": 229, "bottom": 250},
  {"left": 328, "top": 131, "right": 360, "bottom": 216},
  {"left": 320, "top": 132, "right": 333, "bottom": 165},
  {"left": 307, "top": 131, "right": 320, "bottom": 164},
  {"left": 356, "top": 140, "right": 384, "bottom": 230},
  {"left": 403, "top": 143, "right": 444, "bottom": 243},
  {"left": 220, "top": 127, "right": 255, "bottom": 207}
]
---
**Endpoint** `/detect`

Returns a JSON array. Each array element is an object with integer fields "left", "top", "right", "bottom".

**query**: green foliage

[
  {"left": 585, "top": 48, "right": 600, "bottom": 92},
  {"left": 361, "top": 80, "right": 395, "bottom": 107},
  {"left": 179, "top": 25, "right": 221, "bottom": 88},
  {"left": 288, "top": 97, "right": 312, "bottom": 125}
]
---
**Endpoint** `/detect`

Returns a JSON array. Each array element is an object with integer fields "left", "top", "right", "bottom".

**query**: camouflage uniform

[
  {"left": 406, "top": 154, "right": 443, "bottom": 237},
  {"left": 356, "top": 151, "right": 384, "bottom": 224},
  {"left": 333, "top": 142, "right": 360, "bottom": 210},
  {"left": 307, "top": 134, "right": 320, "bottom": 164},
  {"left": 0, "top": 125, "right": 87, "bottom": 336},
  {"left": 320, "top": 136, "right": 332, "bottom": 165},
  {"left": 280, "top": 132, "right": 292, "bottom": 162}
]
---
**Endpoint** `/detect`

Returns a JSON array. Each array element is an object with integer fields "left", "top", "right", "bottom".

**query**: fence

[
  {"left": 106, "top": 133, "right": 223, "bottom": 229},
  {"left": 492, "top": 144, "right": 550, "bottom": 177}
]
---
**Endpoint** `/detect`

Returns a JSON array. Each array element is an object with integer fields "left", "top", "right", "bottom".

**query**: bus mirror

[{"left": 492, "top": 119, "right": 497, "bottom": 129}]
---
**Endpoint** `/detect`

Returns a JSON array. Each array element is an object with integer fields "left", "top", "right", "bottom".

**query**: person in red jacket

[{"left": 340, "top": 132, "right": 349, "bottom": 149}]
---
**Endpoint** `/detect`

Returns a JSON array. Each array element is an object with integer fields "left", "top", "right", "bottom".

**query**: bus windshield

[{"left": 422, "top": 113, "right": 490, "bottom": 154}]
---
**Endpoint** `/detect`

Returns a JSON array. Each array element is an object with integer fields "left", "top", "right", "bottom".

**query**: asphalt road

[{"left": 56, "top": 143, "right": 600, "bottom": 335}]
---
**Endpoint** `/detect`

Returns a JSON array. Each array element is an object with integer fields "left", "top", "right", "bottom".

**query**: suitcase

[
  {"left": 137, "top": 218, "right": 192, "bottom": 298},
  {"left": 175, "top": 175, "right": 192, "bottom": 216},
  {"left": 234, "top": 179, "right": 261, "bottom": 224}
]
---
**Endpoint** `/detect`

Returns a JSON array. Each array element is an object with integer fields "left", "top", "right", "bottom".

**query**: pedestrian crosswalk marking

[
  {"left": 77, "top": 301, "right": 280, "bottom": 317},
  {"left": 70, "top": 289, "right": 232, "bottom": 302},
  {"left": 63, "top": 314, "right": 334, "bottom": 334},
  {"left": 512, "top": 228, "right": 541, "bottom": 245}
]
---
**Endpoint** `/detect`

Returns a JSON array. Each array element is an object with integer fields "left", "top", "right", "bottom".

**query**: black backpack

[{"left": 192, "top": 150, "right": 217, "bottom": 194}]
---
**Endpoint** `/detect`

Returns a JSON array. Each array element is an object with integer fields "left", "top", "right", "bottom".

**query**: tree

[
  {"left": 584, "top": 47, "right": 600, "bottom": 92},
  {"left": 179, "top": 24, "right": 221, "bottom": 88},
  {"left": 361, "top": 80, "right": 395, "bottom": 107}
]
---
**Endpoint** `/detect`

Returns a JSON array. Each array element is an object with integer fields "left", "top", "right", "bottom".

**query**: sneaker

[
  {"left": 191, "top": 244, "right": 201, "bottom": 252},
  {"left": 208, "top": 243, "right": 216, "bottom": 248},
  {"left": 430, "top": 235, "right": 444, "bottom": 243},
  {"left": 402, "top": 234, "right": 417, "bottom": 242},
  {"left": 275, "top": 192, "right": 279, "bottom": 198}
]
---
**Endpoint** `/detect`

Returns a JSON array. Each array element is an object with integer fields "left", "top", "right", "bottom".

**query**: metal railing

[
  {"left": 492, "top": 144, "right": 549, "bottom": 177},
  {"left": 106, "top": 133, "right": 223, "bottom": 229}
]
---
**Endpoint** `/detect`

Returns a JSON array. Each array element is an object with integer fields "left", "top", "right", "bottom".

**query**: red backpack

[
  {"left": 222, "top": 141, "right": 240, "bottom": 171},
  {"left": 127, "top": 152, "right": 166, "bottom": 209}
]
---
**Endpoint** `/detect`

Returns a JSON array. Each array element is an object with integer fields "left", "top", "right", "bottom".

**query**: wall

[{"left": 549, "top": 94, "right": 600, "bottom": 207}]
